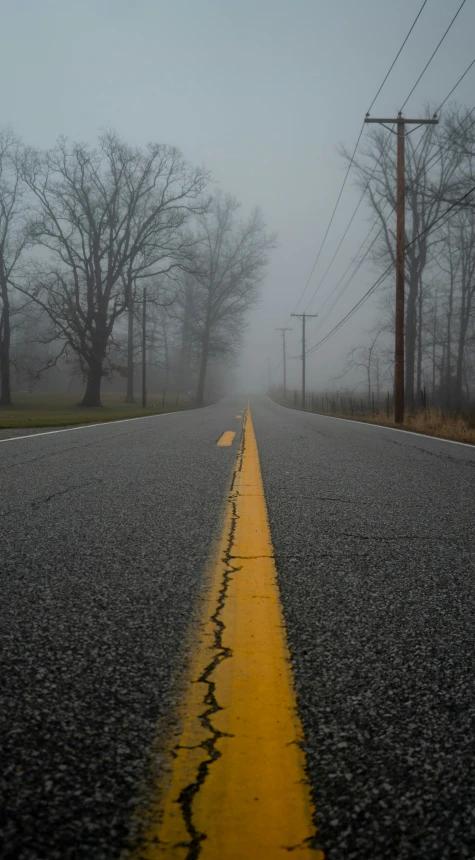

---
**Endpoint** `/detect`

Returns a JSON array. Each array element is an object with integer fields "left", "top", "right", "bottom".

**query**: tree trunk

[
  {"left": 80, "top": 363, "right": 103, "bottom": 407},
  {"left": 125, "top": 299, "right": 135, "bottom": 403},
  {"left": 196, "top": 329, "right": 210, "bottom": 407},
  {"left": 0, "top": 283, "right": 12, "bottom": 406},
  {"left": 454, "top": 314, "right": 469, "bottom": 412},
  {"left": 440, "top": 340, "right": 446, "bottom": 403}
]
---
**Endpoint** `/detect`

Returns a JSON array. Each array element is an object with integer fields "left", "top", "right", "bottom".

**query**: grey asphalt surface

[
  {"left": 0, "top": 399, "right": 246, "bottom": 860},
  {"left": 2, "top": 395, "right": 475, "bottom": 860},
  {"left": 251, "top": 396, "right": 475, "bottom": 860}
]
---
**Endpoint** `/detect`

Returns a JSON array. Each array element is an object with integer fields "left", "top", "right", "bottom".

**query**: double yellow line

[{"left": 133, "top": 407, "right": 322, "bottom": 859}]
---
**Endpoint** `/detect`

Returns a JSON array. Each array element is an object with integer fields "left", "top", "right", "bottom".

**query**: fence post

[
  {"left": 361, "top": 399, "right": 364, "bottom": 416},
  {"left": 372, "top": 392, "right": 375, "bottom": 416},
  {"left": 350, "top": 397, "right": 354, "bottom": 416},
  {"left": 386, "top": 391, "right": 390, "bottom": 419}
]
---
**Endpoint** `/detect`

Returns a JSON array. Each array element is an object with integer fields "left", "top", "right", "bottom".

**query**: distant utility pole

[
  {"left": 275, "top": 327, "right": 292, "bottom": 399},
  {"left": 142, "top": 286, "right": 147, "bottom": 408},
  {"left": 364, "top": 113, "right": 438, "bottom": 424},
  {"left": 291, "top": 313, "right": 317, "bottom": 409},
  {"left": 125, "top": 289, "right": 135, "bottom": 404}
]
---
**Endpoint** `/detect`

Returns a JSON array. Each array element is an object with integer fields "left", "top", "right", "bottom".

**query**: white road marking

[{"left": 269, "top": 398, "right": 475, "bottom": 450}]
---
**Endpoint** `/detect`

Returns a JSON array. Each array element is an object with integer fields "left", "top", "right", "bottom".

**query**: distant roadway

[{"left": 1, "top": 396, "right": 474, "bottom": 860}]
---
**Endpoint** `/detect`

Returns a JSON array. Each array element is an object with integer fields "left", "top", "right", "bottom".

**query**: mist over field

[{"left": 1, "top": 0, "right": 475, "bottom": 419}]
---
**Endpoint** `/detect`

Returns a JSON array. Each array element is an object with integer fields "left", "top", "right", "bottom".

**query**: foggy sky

[{"left": 2, "top": 0, "right": 474, "bottom": 392}]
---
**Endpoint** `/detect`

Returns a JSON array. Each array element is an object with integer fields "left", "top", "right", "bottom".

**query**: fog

[{"left": 1, "top": 0, "right": 475, "bottom": 402}]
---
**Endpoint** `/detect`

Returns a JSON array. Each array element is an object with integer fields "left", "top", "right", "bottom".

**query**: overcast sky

[{"left": 2, "top": 0, "right": 474, "bottom": 392}]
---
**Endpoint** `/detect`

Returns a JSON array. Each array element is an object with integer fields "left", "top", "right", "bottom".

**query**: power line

[
  {"left": 302, "top": 136, "right": 393, "bottom": 312},
  {"left": 366, "top": 0, "right": 430, "bottom": 116},
  {"left": 434, "top": 56, "right": 475, "bottom": 115},
  {"left": 304, "top": 183, "right": 475, "bottom": 358},
  {"left": 400, "top": 0, "right": 468, "bottom": 112},
  {"left": 406, "top": 182, "right": 475, "bottom": 247},
  {"left": 304, "top": 25, "right": 475, "bottom": 319},
  {"left": 305, "top": 105, "right": 475, "bottom": 348},
  {"left": 308, "top": 225, "right": 386, "bottom": 341},
  {"left": 410, "top": 57, "right": 475, "bottom": 156},
  {"left": 287, "top": 0, "right": 430, "bottom": 319},
  {"left": 289, "top": 123, "right": 365, "bottom": 316}
]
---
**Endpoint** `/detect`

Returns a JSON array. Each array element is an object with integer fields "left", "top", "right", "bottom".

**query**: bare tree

[
  {"left": 0, "top": 129, "right": 29, "bottom": 406},
  {"left": 20, "top": 132, "right": 209, "bottom": 406},
  {"left": 190, "top": 192, "right": 276, "bottom": 406},
  {"left": 343, "top": 109, "right": 464, "bottom": 407}
]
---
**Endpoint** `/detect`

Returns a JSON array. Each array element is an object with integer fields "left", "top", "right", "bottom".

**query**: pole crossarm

[{"left": 364, "top": 117, "right": 439, "bottom": 125}]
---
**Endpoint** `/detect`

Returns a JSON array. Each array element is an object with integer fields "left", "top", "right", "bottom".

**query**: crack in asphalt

[
  {"left": 0, "top": 478, "right": 104, "bottom": 517},
  {"left": 1, "top": 422, "right": 188, "bottom": 470},
  {"left": 173, "top": 416, "right": 247, "bottom": 860},
  {"left": 384, "top": 436, "right": 475, "bottom": 466},
  {"left": 339, "top": 531, "right": 467, "bottom": 544}
]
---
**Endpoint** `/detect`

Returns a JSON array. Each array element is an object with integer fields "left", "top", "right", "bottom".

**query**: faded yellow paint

[
  {"left": 133, "top": 409, "right": 322, "bottom": 860},
  {"left": 217, "top": 431, "right": 236, "bottom": 447}
]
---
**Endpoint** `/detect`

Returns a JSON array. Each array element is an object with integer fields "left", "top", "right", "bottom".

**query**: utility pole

[
  {"left": 142, "top": 286, "right": 147, "bottom": 408},
  {"left": 275, "top": 327, "right": 292, "bottom": 399},
  {"left": 125, "top": 290, "right": 135, "bottom": 403},
  {"left": 291, "top": 313, "right": 317, "bottom": 409},
  {"left": 364, "top": 113, "right": 438, "bottom": 423}
]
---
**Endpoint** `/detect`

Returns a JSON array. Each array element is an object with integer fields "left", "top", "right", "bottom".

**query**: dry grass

[
  {"left": 367, "top": 407, "right": 475, "bottom": 444},
  {"left": 273, "top": 398, "right": 475, "bottom": 445}
]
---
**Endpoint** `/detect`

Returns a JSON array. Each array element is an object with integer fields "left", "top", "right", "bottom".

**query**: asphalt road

[
  {"left": 1, "top": 395, "right": 475, "bottom": 859},
  {"left": 252, "top": 397, "right": 475, "bottom": 860},
  {"left": 0, "top": 400, "right": 245, "bottom": 860}
]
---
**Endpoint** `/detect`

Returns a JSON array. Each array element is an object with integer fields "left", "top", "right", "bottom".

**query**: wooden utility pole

[
  {"left": 125, "top": 293, "right": 135, "bottom": 403},
  {"left": 364, "top": 114, "right": 438, "bottom": 423},
  {"left": 141, "top": 286, "right": 147, "bottom": 408},
  {"left": 275, "top": 327, "right": 292, "bottom": 399},
  {"left": 291, "top": 313, "right": 317, "bottom": 409}
]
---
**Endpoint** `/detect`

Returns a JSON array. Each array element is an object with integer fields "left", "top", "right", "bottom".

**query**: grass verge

[
  {"left": 273, "top": 399, "right": 475, "bottom": 445},
  {"left": 0, "top": 392, "right": 195, "bottom": 429}
]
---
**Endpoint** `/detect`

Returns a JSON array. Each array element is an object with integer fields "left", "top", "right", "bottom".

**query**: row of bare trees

[
  {"left": 340, "top": 104, "right": 475, "bottom": 413},
  {"left": 0, "top": 130, "right": 274, "bottom": 407}
]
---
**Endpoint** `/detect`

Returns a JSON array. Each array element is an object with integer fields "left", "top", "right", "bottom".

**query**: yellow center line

[
  {"left": 133, "top": 407, "right": 322, "bottom": 859},
  {"left": 217, "top": 431, "right": 236, "bottom": 447}
]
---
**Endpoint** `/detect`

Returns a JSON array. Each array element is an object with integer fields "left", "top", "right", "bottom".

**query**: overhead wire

[
  {"left": 366, "top": 0, "right": 429, "bottom": 116},
  {"left": 399, "top": 0, "right": 468, "bottom": 112},
  {"left": 303, "top": 62, "right": 475, "bottom": 351},
  {"left": 303, "top": 1, "right": 472, "bottom": 319},
  {"left": 285, "top": 0, "right": 431, "bottom": 320},
  {"left": 304, "top": 183, "right": 475, "bottom": 357}
]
